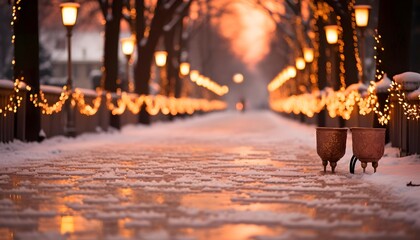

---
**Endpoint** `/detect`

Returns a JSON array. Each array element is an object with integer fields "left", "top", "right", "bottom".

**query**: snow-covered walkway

[{"left": 0, "top": 111, "right": 419, "bottom": 239}]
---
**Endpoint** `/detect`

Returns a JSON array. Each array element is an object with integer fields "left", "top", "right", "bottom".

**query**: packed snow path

[{"left": 0, "top": 111, "right": 419, "bottom": 239}]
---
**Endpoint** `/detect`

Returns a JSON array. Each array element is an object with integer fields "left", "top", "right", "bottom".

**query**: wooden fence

[{"left": 0, "top": 80, "right": 174, "bottom": 143}]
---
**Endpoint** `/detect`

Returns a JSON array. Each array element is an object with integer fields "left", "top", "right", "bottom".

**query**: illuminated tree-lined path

[{"left": 1, "top": 111, "right": 419, "bottom": 239}]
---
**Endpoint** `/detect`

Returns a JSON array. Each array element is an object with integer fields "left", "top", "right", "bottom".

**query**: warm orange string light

[
  {"left": 30, "top": 86, "right": 70, "bottom": 115},
  {"left": 72, "top": 88, "right": 103, "bottom": 116},
  {"left": 269, "top": 80, "right": 419, "bottom": 124},
  {"left": 3, "top": 82, "right": 227, "bottom": 117},
  {"left": 0, "top": 78, "right": 26, "bottom": 116},
  {"left": 190, "top": 71, "right": 229, "bottom": 96},
  {"left": 106, "top": 93, "right": 227, "bottom": 116}
]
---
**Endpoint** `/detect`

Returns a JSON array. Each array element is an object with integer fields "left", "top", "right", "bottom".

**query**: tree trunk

[
  {"left": 164, "top": 27, "right": 176, "bottom": 98},
  {"left": 340, "top": 13, "right": 358, "bottom": 86},
  {"left": 103, "top": 0, "right": 123, "bottom": 129},
  {"left": 174, "top": 21, "right": 184, "bottom": 99},
  {"left": 135, "top": 0, "right": 182, "bottom": 124},
  {"left": 377, "top": 0, "right": 413, "bottom": 77},
  {"left": 14, "top": 0, "right": 41, "bottom": 141}
]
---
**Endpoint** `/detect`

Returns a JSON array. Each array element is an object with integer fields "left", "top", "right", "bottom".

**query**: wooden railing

[{"left": 0, "top": 81, "right": 161, "bottom": 143}]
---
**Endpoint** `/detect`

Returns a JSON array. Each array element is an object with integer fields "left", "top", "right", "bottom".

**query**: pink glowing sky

[{"left": 211, "top": 0, "right": 277, "bottom": 69}]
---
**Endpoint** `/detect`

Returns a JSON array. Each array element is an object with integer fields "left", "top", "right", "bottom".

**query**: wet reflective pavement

[{"left": 0, "top": 112, "right": 419, "bottom": 239}]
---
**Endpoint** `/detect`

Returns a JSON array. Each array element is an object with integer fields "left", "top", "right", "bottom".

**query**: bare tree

[{"left": 134, "top": 0, "right": 190, "bottom": 124}]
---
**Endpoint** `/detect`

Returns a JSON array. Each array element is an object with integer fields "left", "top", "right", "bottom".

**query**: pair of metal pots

[{"left": 316, "top": 127, "right": 386, "bottom": 173}]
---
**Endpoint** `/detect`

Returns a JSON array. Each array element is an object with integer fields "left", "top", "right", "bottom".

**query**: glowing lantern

[
  {"left": 354, "top": 5, "right": 371, "bottom": 28},
  {"left": 121, "top": 37, "right": 135, "bottom": 57},
  {"left": 180, "top": 62, "right": 190, "bottom": 76},
  {"left": 295, "top": 57, "right": 306, "bottom": 70},
  {"left": 233, "top": 73, "right": 244, "bottom": 84},
  {"left": 60, "top": 2, "right": 80, "bottom": 27},
  {"left": 154, "top": 51, "right": 167, "bottom": 67},
  {"left": 324, "top": 25, "right": 339, "bottom": 44},
  {"left": 303, "top": 48, "right": 314, "bottom": 63}
]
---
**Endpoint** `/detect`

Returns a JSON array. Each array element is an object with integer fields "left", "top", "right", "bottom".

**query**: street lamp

[
  {"left": 60, "top": 2, "right": 80, "bottom": 137},
  {"left": 154, "top": 51, "right": 167, "bottom": 95},
  {"left": 180, "top": 62, "right": 190, "bottom": 76},
  {"left": 121, "top": 37, "right": 135, "bottom": 92},
  {"left": 354, "top": 5, "right": 371, "bottom": 83},
  {"left": 154, "top": 51, "right": 167, "bottom": 67},
  {"left": 324, "top": 25, "right": 339, "bottom": 44},
  {"left": 303, "top": 48, "right": 314, "bottom": 63},
  {"left": 354, "top": 5, "right": 370, "bottom": 28},
  {"left": 233, "top": 73, "right": 244, "bottom": 84},
  {"left": 295, "top": 57, "right": 306, "bottom": 70}
]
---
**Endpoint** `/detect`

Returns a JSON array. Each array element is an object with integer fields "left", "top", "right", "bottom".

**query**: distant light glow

[
  {"left": 180, "top": 62, "right": 190, "bottom": 76},
  {"left": 121, "top": 37, "right": 135, "bottom": 56},
  {"left": 233, "top": 73, "right": 244, "bottom": 84},
  {"left": 295, "top": 57, "right": 306, "bottom": 70},
  {"left": 214, "top": 1, "right": 275, "bottom": 68},
  {"left": 303, "top": 48, "right": 314, "bottom": 63}
]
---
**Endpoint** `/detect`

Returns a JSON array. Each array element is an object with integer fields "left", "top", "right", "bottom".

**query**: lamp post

[
  {"left": 233, "top": 73, "right": 244, "bottom": 84},
  {"left": 354, "top": 5, "right": 371, "bottom": 83},
  {"left": 121, "top": 37, "right": 135, "bottom": 92},
  {"left": 232, "top": 73, "right": 245, "bottom": 111},
  {"left": 325, "top": 24, "right": 345, "bottom": 127},
  {"left": 60, "top": 2, "right": 80, "bottom": 137},
  {"left": 180, "top": 62, "right": 190, "bottom": 76},
  {"left": 325, "top": 24, "right": 341, "bottom": 89},
  {"left": 303, "top": 48, "right": 314, "bottom": 63},
  {"left": 324, "top": 25, "right": 339, "bottom": 44},
  {"left": 295, "top": 57, "right": 306, "bottom": 70},
  {"left": 155, "top": 51, "right": 167, "bottom": 67},
  {"left": 154, "top": 51, "right": 167, "bottom": 95}
]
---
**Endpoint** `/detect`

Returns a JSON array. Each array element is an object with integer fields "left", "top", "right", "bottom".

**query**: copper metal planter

[
  {"left": 316, "top": 127, "right": 348, "bottom": 173},
  {"left": 351, "top": 127, "right": 386, "bottom": 173}
]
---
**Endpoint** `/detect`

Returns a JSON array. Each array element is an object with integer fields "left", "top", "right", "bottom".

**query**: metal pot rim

[
  {"left": 316, "top": 127, "right": 348, "bottom": 131},
  {"left": 350, "top": 127, "right": 386, "bottom": 132}
]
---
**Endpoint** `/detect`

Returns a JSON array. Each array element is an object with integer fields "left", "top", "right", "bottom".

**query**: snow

[
  {"left": 374, "top": 74, "right": 391, "bottom": 92},
  {"left": 0, "top": 79, "right": 14, "bottom": 89},
  {"left": 345, "top": 82, "right": 368, "bottom": 94},
  {"left": 40, "top": 84, "right": 65, "bottom": 94},
  {"left": 393, "top": 71, "right": 420, "bottom": 91},
  {"left": 0, "top": 111, "right": 419, "bottom": 238},
  {"left": 407, "top": 86, "right": 420, "bottom": 100}
]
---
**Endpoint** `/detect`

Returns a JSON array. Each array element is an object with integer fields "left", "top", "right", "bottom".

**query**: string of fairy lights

[
  {"left": 1, "top": 79, "right": 227, "bottom": 117},
  {"left": 0, "top": 0, "right": 22, "bottom": 116},
  {"left": 269, "top": 31, "right": 420, "bottom": 125},
  {"left": 189, "top": 70, "right": 229, "bottom": 96},
  {"left": 269, "top": 0, "right": 419, "bottom": 125}
]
